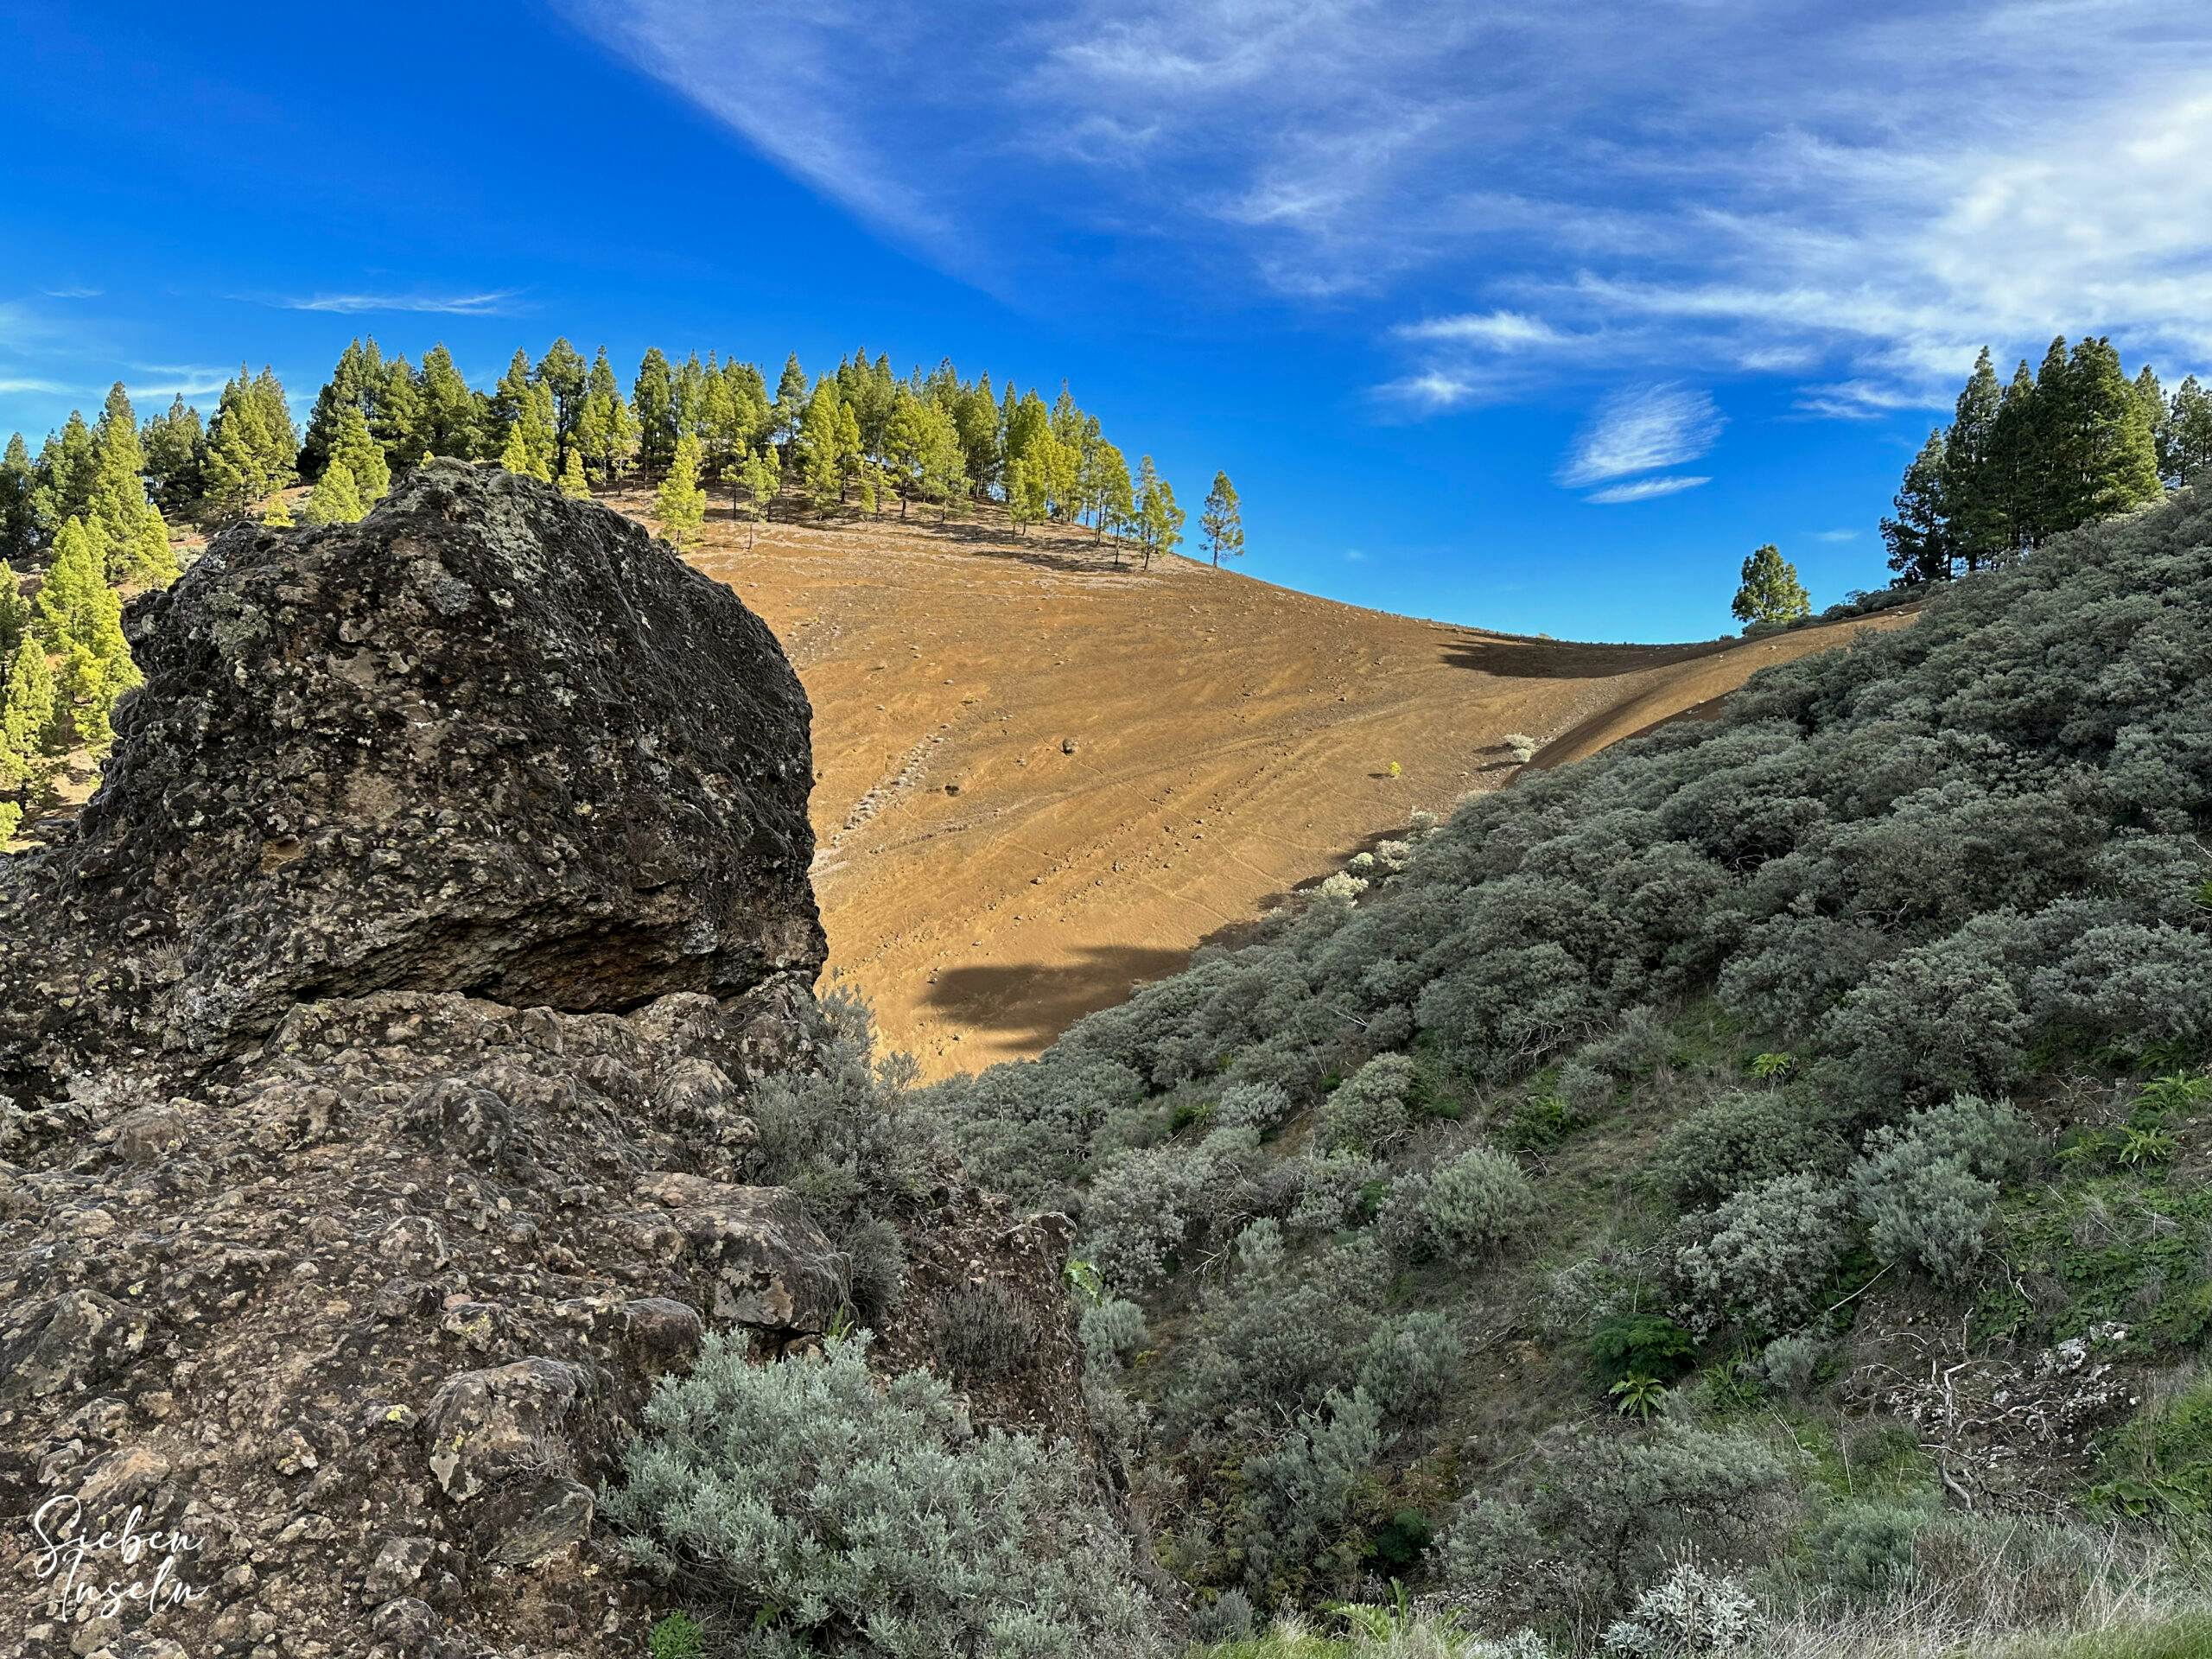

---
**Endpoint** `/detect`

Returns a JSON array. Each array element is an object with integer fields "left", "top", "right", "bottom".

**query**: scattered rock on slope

[{"left": 0, "top": 467, "right": 1093, "bottom": 1658}]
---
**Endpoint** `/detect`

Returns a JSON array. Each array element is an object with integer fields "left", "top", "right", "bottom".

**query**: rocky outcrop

[
  {"left": 0, "top": 461, "right": 823, "bottom": 1092},
  {"left": 0, "top": 470, "right": 1094, "bottom": 1657}
]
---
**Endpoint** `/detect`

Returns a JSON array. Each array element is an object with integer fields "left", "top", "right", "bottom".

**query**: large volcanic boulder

[
  {"left": 0, "top": 471, "right": 1100, "bottom": 1657},
  {"left": 0, "top": 460, "right": 823, "bottom": 1091}
]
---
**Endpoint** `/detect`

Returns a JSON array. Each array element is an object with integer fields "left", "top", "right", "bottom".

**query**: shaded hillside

[{"left": 628, "top": 486, "right": 1917, "bottom": 1077}]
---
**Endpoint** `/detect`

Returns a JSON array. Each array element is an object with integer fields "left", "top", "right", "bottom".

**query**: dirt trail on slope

[{"left": 630, "top": 489, "right": 1915, "bottom": 1079}]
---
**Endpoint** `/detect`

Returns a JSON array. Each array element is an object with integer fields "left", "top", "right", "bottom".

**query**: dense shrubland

[{"left": 876, "top": 483, "right": 2212, "bottom": 1653}]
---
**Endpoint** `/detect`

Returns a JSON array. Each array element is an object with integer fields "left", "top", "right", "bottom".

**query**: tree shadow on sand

[{"left": 922, "top": 944, "right": 1196, "bottom": 1053}]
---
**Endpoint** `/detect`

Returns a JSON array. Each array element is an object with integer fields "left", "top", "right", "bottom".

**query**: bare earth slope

[{"left": 625, "top": 490, "right": 1916, "bottom": 1078}]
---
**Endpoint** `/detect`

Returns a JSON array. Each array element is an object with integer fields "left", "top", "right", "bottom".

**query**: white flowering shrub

[{"left": 1600, "top": 1563, "right": 1760, "bottom": 1656}]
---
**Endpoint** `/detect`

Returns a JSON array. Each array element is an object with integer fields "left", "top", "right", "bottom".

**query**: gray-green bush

[{"left": 607, "top": 1334, "right": 1162, "bottom": 1657}]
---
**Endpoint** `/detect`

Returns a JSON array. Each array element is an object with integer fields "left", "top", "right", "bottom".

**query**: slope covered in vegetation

[{"left": 905, "top": 482, "right": 2212, "bottom": 1652}]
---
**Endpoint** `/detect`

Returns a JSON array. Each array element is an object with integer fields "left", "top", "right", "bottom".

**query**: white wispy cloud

[
  {"left": 269, "top": 289, "right": 521, "bottom": 315},
  {"left": 126, "top": 364, "right": 233, "bottom": 402},
  {"left": 556, "top": 2, "right": 2212, "bottom": 415},
  {"left": 1395, "top": 310, "right": 1567, "bottom": 350},
  {"left": 0, "top": 376, "right": 73, "bottom": 397},
  {"left": 1808, "top": 528, "right": 1861, "bottom": 543},
  {"left": 1558, "top": 385, "right": 1725, "bottom": 487},
  {"left": 41, "top": 286, "right": 101, "bottom": 300},
  {"left": 1584, "top": 475, "right": 1711, "bottom": 505}
]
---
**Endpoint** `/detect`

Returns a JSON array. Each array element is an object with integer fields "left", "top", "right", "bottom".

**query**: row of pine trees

[
  {"left": 1883, "top": 337, "right": 2212, "bottom": 584},
  {"left": 0, "top": 380, "right": 182, "bottom": 836},
  {"left": 0, "top": 341, "right": 1248, "bottom": 837}
]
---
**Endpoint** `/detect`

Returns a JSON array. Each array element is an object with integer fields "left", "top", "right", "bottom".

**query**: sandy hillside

[{"left": 611, "top": 487, "right": 1915, "bottom": 1079}]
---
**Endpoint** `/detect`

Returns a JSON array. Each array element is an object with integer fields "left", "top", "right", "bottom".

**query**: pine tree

[
  {"left": 1940, "top": 350, "right": 2005, "bottom": 572},
  {"left": 251, "top": 367, "right": 298, "bottom": 488},
  {"left": 30, "top": 412, "right": 99, "bottom": 538},
  {"left": 492, "top": 348, "right": 535, "bottom": 454},
  {"left": 376, "top": 358, "right": 429, "bottom": 468},
  {"left": 1200, "top": 472, "right": 1244, "bottom": 567},
  {"left": 915, "top": 403, "right": 967, "bottom": 522},
  {"left": 1006, "top": 455, "right": 1045, "bottom": 536},
  {"left": 420, "top": 346, "right": 481, "bottom": 460},
  {"left": 83, "top": 382, "right": 177, "bottom": 587},
  {"left": 537, "top": 337, "right": 588, "bottom": 460},
  {"left": 302, "top": 339, "right": 374, "bottom": 479},
  {"left": 1882, "top": 430, "right": 1952, "bottom": 585},
  {"left": 331, "top": 407, "right": 391, "bottom": 504},
  {"left": 1731, "top": 543, "right": 1810, "bottom": 626},
  {"left": 2027, "top": 336, "right": 2079, "bottom": 540},
  {"left": 200, "top": 372, "right": 278, "bottom": 515},
  {"left": 578, "top": 349, "right": 639, "bottom": 485},
  {"left": 140, "top": 397, "right": 205, "bottom": 513},
  {"left": 795, "top": 378, "right": 849, "bottom": 511},
  {"left": 0, "top": 434, "right": 34, "bottom": 559},
  {"left": 1090, "top": 443, "right": 1133, "bottom": 547},
  {"left": 0, "top": 562, "right": 27, "bottom": 663},
  {"left": 35, "top": 516, "right": 136, "bottom": 747},
  {"left": 302, "top": 461, "right": 368, "bottom": 526},
  {"left": 737, "top": 446, "right": 780, "bottom": 547},
  {"left": 657, "top": 434, "right": 708, "bottom": 550},
  {"left": 634, "top": 349, "right": 678, "bottom": 474},
  {"left": 1988, "top": 359, "right": 2039, "bottom": 552},
  {"left": 1, "top": 630, "right": 59, "bottom": 788},
  {"left": 772, "top": 353, "right": 810, "bottom": 448},
  {"left": 499, "top": 385, "right": 558, "bottom": 483},
  {"left": 557, "top": 447, "right": 592, "bottom": 500},
  {"left": 2161, "top": 375, "right": 2212, "bottom": 486},
  {"left": 262, "top": 493, "right": 296, "bottom": 528},
  {"left": 1134, "top": 458, "right": 1182, "bottom": 570},
  {"left": 2055, "top": 338, "right": 2159, "bottom": 525}
]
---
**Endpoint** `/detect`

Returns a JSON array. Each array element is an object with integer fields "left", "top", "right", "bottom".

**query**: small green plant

[
  {"left": 1329, "top": 1579, "right": 1422, "bottom": 1637},
  {"left": 1588, "top": 1312, "right": 1700, "bottom": 1389},
  {"left": 1748, "top": 1052, "right": 1795, "bottom": 1081},
  {"left": 1503, "top": 1089, "right": 1574, "bottom": 1148},
  {"left": 2120, "top": 1126, "right": 2177, "bottom": 1167},
  {"left": 1369, "top": 1510, "right": 1434, "bottom": 1574},
  {"left": 1064, "top": 1257, "right": 1105, "bottom": 1305},
  {"left": 649, "top": 1611, "right": 706, "bottom": 1659},
  {"left": 2138, "top": 1071, "right": 2210, "bottom": 1116},
  {"left": 2193, "top": 878, "right": 2212, "bottom": 914},
  {"left": 1610, "top": 1373, "right": 1669, "bottom": 1421}
]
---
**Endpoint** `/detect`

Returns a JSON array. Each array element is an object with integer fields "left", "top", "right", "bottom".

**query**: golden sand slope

[{"left": 634, "top": 490, "right": 1912, "bottom": 1078}]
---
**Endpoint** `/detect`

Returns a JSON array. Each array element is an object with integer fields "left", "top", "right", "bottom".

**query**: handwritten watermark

[{"left": 29, "top": 1497, "right": 208, "bottom": 1622}]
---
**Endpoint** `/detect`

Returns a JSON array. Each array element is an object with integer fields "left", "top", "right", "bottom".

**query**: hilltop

[{"left": 616, "top": 485, "right": 1917, "bottom": 1077}]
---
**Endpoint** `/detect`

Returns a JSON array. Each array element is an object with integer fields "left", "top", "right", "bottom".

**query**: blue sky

[{"left": 3, "top": 2, "right": 2209, "bottom": 641}]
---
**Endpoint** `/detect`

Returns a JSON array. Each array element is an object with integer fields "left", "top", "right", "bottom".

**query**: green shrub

[
  {"left": 1804, "top": 1501, "right": 1924, "bottom": 1601},
  {"left": 1217, "top": 1080, "right": 1296, "bottom": 1133},
  {"left": 1674, "top": 1173, "right": 1851, "bottom": 1338},
  {"left": 649, "top": 1611, "right": 706, "bottom": 1659},
  {"left": 1078, "top": 1296, "right": 1149, "bottom": 1370},
  {"left": 1413, "top": 1145, "right": 1537, "bottom": 1259},
  {"left": 607, "top": 1333, "right": 1161, "bottom": 1657},
  {"left": 928, "top": 1282, "right": 1041, "bottom": 1380},
  {"left": 842, "top": 1213, "right": 906, "bottom": 1328},
  {"left": 1645, "top": 1087, "right": 1847, "bottom": 1212},
  {"left": 1441, "top": 1422, "right": 1790, "bottom": 1621},
  {"left": 1599, "top": 1562, "right": 1759, "bottom": 1656},
  {"left": 1355, "top": 1310, "right": 1461, "bottom": 1430},
  {"left": 1318, "top": 1053, "right": 1418, "bottom": 1155},
  {"left": 2094, "top": 1370, "right": 2212, "bottom": 1527},
  {"left": 1238, "top": 1388, "right": 1382, "bottom": 1606},
  {"left": 1588, "top": 1312, "right": 1699, "bottom": 1389},
  {"left": 1853, "top": 1095, "right": 2030, "bottom": 1286}
]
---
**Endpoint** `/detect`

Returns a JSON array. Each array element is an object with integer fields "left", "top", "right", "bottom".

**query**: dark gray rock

[{"left": 0, "top": 460, "right": 823, "bottom": 1090}]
